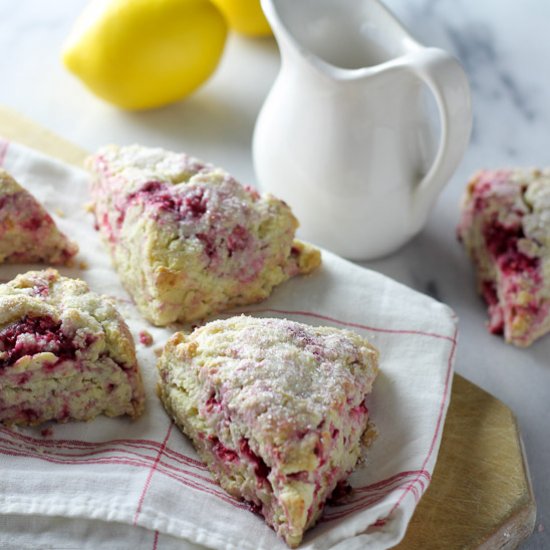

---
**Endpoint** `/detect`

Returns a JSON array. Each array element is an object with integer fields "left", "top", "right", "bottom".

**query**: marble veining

[{"left": 445, "top": 23, "right": 536, "bottom": 122}]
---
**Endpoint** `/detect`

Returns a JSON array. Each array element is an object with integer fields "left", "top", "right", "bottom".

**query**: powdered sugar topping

[{"left": 188, "top": 316, "right": 378, "bottom": 442}]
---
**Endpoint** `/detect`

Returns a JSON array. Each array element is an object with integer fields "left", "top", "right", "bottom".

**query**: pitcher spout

[{"left": 262, "top": 0, "right": 421, "bottom": 78}]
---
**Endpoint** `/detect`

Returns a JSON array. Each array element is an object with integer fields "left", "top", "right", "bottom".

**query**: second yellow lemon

[
  {"left": 62, "top": 0, "right": 228, "bottom": 110},
  {"left": 211, "top": 0, "right": 271, "bottom": 36}
]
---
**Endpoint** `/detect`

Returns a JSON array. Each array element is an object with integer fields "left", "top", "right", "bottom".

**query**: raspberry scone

[
  {"left": 0, "top": 269, "right": 145, "bottom": 426},
  {"left": 86, "top": 145, "right": 320, "bottom": 326},
  {"left": 0, "top": 169, "right": 78, "bottom": 264},
  {"left": 458, "top": 169, "right": 550, "bottom": 346},
  {"left": 157, "top": 316, "right": 379, "bottom": 547}
]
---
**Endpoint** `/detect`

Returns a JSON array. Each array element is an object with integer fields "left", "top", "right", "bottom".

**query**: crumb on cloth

[
  {"left": 139, "top": 330, "right": 154, "bottom": 347},
  {"left": 40, "top": 426, "right": 53, "bottom": 438}
]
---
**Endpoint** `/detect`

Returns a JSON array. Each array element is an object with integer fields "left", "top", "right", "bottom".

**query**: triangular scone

[
  {"left": 86, "top": 145, "right": 321, "bottom": 326},
  {"left": 458, "top": 169, "right": 550, "bottom": 346},
  {"left": 0, "top": 269, "right": 145, "bottom": 426},
  {"left": 0, "top": 169, "right": 78, "bottom": 264},
  {"left": 157, "top": 316, "right": 379, "bottom": 548}
]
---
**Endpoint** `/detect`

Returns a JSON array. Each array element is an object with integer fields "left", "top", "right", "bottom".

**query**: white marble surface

[{"left": 0, "top": 0, "right": 548, "bottom": 548}]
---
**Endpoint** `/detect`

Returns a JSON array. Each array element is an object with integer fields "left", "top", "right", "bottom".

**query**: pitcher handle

[{"left": 408, "top": 47, "right": 472, "bottom": 227}]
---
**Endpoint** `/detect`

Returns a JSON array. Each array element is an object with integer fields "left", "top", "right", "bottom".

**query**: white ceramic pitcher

[{"left": 253, "top": 0, "right": 472, "bottom": 260}]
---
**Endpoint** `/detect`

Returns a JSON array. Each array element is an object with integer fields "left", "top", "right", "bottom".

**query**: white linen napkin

[{"left": 0, "top": 138, "right": 457, "bottom": 550}]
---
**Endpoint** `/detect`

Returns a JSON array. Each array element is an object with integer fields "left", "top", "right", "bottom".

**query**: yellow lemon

[
  {"left": 211, "top": 0, "right": 271, "bottom": 36},
  {"left": 62, "top": 0, "right": 228, "bottom": 110}
]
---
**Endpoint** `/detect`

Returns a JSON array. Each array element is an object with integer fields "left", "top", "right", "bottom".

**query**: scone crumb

[
  {"left": 359, "top": 421, "right": 379, "bottom": 463},
  {"left": 291, "top": 240, "right": 322, "bottom": 274},
  {"left": 40, "top": 426, "right": 54, "bottom": 438},
  {"left": 54, "top": 208, "right": 65, "bottom": 218},
  {"left": 78, "top": 260, "right": 89, "bottom": 270},
  {"left": 139, "top": 330, "right": 154, "bottom": 347}
]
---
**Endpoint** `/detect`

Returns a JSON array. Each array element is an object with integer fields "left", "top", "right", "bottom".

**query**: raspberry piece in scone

[
  {"left": 157, "top": 316, "right": 378, "bottom": 548},
  {"left": 0, "top": 169, "right": 78, "bottom": 265},
  {"left": 0, "top": 269, "right": 145, "bottom": 426},
  {"left": 86, "top": 145, "right": 320, "bottom": 326},
  {"left": 458, "top": 168, "right": 550, "bottom": 346}
]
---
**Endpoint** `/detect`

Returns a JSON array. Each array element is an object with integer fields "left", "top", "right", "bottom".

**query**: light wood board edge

[
  {"left": 0, "top": 105, "right": 86, "bottom": 166},
  {"left": 477, "top": 421, "right": 537, "bottom": 550},
  {"left": 396, "top": 375, "right": 536, "bottom": 549}
]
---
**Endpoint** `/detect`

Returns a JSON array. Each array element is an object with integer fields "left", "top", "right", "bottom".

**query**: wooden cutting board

[{"left": 0, "top": 105, "right": 537, "bottom": 549}]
